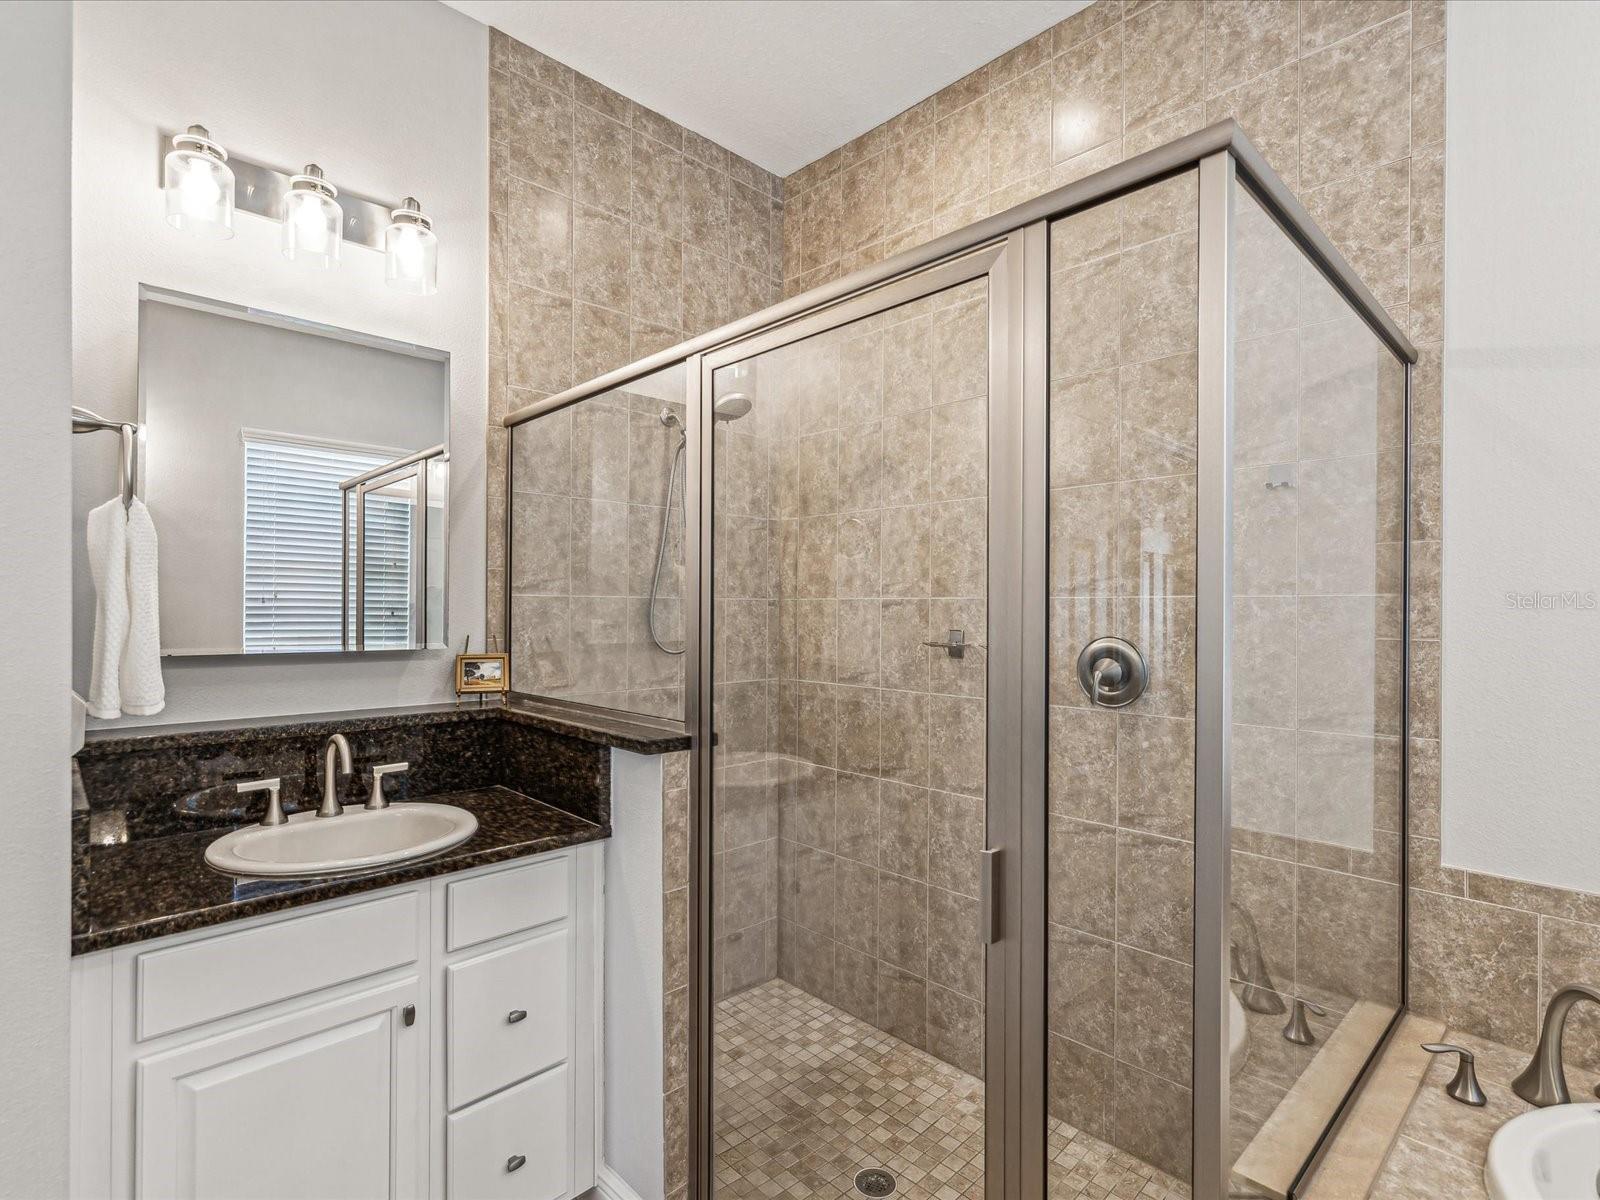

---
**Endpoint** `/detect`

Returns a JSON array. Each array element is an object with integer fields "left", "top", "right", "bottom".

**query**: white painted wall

[
  {"left": 72, "top": 0, "right": 488, "bottom": 727},
  {"left": 0, "top": 4, "right": 72, "bottom": 1195},
  {"left": 603, "top": 751, "right": 666, "bottom": 1199},
  {"left": 1442, "top": 0, "right": 1600, "bottom": 893}
]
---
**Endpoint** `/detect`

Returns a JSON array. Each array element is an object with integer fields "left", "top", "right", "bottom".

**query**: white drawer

[
  {"left": 447, "top": 857, "right": 570, "bottom": 953},
  {"left": 447, "top": 929, "right": 570, "bottom": 1109},
  {"left": 447, "top": 1065, "right": 570, "bottom": 1200},
  {"left": 135, "top": 892, "right": 419, "bottom": 1041}
]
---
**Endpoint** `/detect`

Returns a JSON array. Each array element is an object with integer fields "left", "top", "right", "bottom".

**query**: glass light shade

[
  {"left": 163, "top": 129, "right": 234, "bottom": 239},
  {"left": 282, "top": 169, "right": 342, "bottom": 269},
  {"left": 384, "top": 200, "right": 438, "bottom": 295}
]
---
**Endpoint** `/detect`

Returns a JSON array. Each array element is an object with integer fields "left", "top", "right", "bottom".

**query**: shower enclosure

[{"left": 505, "top": 122, "right": 1414, "bottom": 1199}]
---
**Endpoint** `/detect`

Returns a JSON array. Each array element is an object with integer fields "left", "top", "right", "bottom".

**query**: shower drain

[{"left": 854, "top": 1168, "right": 897, "bottom": 1196}]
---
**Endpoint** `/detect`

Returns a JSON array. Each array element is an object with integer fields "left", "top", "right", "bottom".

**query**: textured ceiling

[{"left": 443, "top": 0, "right": 1089, "bottom": 176}]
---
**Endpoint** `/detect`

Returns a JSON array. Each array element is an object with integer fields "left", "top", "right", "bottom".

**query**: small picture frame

[{"left": 455, "top": 653, "right": 509, "bottom": 695}]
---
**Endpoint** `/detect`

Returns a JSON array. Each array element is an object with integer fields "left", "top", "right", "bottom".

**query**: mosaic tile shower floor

[{"left": 713, "top": 979, "right": 1189, "bottom": 1199}]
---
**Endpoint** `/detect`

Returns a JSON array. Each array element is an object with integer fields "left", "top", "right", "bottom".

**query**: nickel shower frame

[{"left": 501, "top": 120, "right": 1417, "bottom": 1200}]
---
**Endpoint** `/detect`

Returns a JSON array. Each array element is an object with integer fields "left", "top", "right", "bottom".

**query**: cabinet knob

[
  {"left": 506, "top": 1154, "right": 526, "bottom": 1173},
  {"left": 507, "top": 1009, "right": 527, "bottom": 1024}
]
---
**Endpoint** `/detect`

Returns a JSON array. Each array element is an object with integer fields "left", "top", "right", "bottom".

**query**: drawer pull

[
  {"left": 507, "top": 1008, "right": 528, "bottom": 1024},
  {"left": 507, "top": 1154, "right": 526, "bottom": 1173}
]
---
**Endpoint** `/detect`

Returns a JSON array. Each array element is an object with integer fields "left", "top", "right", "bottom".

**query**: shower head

[
  {"left": 659, "top": 407, "right": 683, "bottom": 430},
  {"left": 713, "top": 393, "right": 753, "bottom": 422}
]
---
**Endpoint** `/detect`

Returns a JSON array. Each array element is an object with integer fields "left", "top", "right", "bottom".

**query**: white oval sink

[
  {"left": 1486, "top": 1101, "right": 1600, "bottom": 1200},
  {"left": 205, "top": 803, "right": 477, "bottom": 878}
]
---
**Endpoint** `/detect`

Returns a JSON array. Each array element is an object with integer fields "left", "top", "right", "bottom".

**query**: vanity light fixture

[
  {"left": 384, "top": 197, "right": 438, "bottom": 295},
  {"left": 282, "top": 164, "right": 343, "bottom": 269},
  {"left": 163, "top": 125, "right": 234, "bottom": 239},
  {"left": 156, "top": 129, "right": 436, "bottom": 292}
]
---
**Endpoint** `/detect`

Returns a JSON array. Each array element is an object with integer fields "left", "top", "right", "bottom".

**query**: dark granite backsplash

[{"left": 76, "top": 704, "right": 612, "bottom": 841}]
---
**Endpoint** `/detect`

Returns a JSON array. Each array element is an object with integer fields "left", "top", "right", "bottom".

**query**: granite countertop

[
  {"left": 73, "top": 786, "right": 606, "bottom": 956},
  {"left": 81, "top": 696, "right": 690, "bottom": 757}
]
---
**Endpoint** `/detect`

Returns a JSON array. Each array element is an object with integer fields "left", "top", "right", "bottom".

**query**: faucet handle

[
  {"left": 1282, "top": 998, "right": 1328, "bottom": 1045},
  {"left": 368, "top": 762, "right": 410, "bottom": 811},
  {"left": 237, "top": 777, "right": 285, "bottom": 827},
  {"left": 1422, "top": 1043, "right": 1487, "bottom": 1106}
]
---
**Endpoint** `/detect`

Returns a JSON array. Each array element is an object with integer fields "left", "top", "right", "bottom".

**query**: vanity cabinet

[
  {"left": 135, "top": 977, "right": 425, "bottom": 1199},
  {"left": 71, "top": 845, "right": 600, "bottom": 1200}
]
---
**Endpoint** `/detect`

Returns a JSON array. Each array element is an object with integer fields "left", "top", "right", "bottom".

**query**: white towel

[
  {"left": 86, "top": 498, "right": 128, "bottom": 719},
  {"left": 121, "top": 499, "right": 164, "bottom": 716}
]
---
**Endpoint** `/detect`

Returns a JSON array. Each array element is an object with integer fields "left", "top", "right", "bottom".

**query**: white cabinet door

[{"left": 135, "top": 977, "right": 425, "bottom": 1200}]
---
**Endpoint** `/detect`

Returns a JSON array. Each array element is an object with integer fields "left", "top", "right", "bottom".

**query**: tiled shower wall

[
  {"left": 775, "top": 0, "right": 1600, "bottom": 1079},
  {"left": 766, "top": 283, "right": 991, "bottom": 1078},
  {"left": 507, "top": 382, "right": 688, "bottom": 714},
  {"left": 490, "top": 1, "right": 1600, "bottom": 1192},
  {"left": 777, "top": 0, "right": 1600, "bottom": 1090},
  {"left": 707, "top": 382, "right": 783, "bottom": 1001},
  {"left": 487, "top": 27, "right": 784, "bottom": 660},
  {"left": 1044, "top": 173, "right": 1204, "bottom": 1180},
  {"left": 485, "top": 28, "right": 786, "bottom": 1200}
]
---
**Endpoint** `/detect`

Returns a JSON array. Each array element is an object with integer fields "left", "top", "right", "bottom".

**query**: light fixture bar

[{"left": 156, "top": 130, "right": 402, "bottom": 252}]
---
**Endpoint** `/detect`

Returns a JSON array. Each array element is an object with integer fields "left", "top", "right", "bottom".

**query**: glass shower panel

[
  {"left": 1045, "top": 169, "right": 1199, "bottom": 1193},
  {"left": 710, "top": 278, "right": 991, "bottom": 1198},
  {"left": 506, "top": 362, "right": 687, "bottom": 717},
  {"left": 1225, "top": 185, "right": 1405, "bottom": 1193}
]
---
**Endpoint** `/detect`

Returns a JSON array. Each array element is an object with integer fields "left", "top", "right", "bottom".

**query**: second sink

[
  {"left": 205, "top": 802, "right": 478, "bottom": 878},
  {"left": 1485, "top": 1101, "right": 1600, "bottom": 1200}
]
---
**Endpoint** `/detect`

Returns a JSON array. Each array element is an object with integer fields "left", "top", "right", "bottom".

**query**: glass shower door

[
  {"left": 703, "top": 270, "right": 996, "bottom": 1199},
  {"left": 1044, "top": 168, "right": 1200, "bottom": 1196}
]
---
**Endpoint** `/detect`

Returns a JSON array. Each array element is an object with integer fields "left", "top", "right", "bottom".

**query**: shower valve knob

[{"left": 1076, "top": 637, "right": 1148, "bottom": 708}]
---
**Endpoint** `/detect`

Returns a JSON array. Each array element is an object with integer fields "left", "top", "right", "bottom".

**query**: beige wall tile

[
  {"left": 1299, "top": 15, "right": 1411, "bottom": 189},
  {"left": 1204, "top": 0, "right": 1298, "bottom": 96},
  {"left": 1300, "top": 1, "right": 1408, "bottom": 54},
  {"left": 1115, "top": 945, "right": 1193, "bottom": 1084},
  {"left": 926, "top": 982, "right": 983, "bottom": 1075},
  {"left": 1112, "top": 1064, "right": 1192, "bottom": 1180},
  {"left": 1409, "top": 889, "right": 1539, "bottom": 1047},
  {"left": 1122, "top": 0, "right": 1204, "bottom": 130},
  {"left": 1116, "top": 828, "right": 1195, "bottom": 961},
  {"left": 505, "top": 77, "right": 574, "bottom": 199},
  {"left": 1052, "top": 27, "right": 1124, "bottom": 162},
  {"left": 1307, "top": 159, "right": 1411, "bottom": 306},
  {"left": 1208, "top": 61, "right": 1301, "bottom": 187},
  {"left": 1412, "top": 35, "right": 1446, "bottom": 148},
  {"left": 1049, "top": 1033, "right": 1115, "bottom": 1137}
]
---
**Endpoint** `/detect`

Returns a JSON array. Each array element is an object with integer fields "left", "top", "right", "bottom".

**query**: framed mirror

[{"left": 137, "top": 286, "right": 450, "bottom": 654}]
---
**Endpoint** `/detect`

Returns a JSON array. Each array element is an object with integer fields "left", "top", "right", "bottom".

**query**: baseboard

[{"left": 593, "top": 1164, "right": 647, "bottom": 1200}]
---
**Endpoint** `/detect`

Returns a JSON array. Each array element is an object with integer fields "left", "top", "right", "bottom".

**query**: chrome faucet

[
  {"left": 1512, "top": 983, "right": 1600, "bottom": 1106},
  {"left": 1231, "top": 902, "right": 1287, "bottom": 1015},
  {"left": 318, "top": 733, "right": 353, "bottom": 818}
]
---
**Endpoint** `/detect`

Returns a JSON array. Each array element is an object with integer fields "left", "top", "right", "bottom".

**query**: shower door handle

[{"left": 979, "top": 849, "right": 1001, "bottom": 944}]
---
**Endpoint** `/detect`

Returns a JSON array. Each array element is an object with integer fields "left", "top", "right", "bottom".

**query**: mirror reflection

[{"left": 137, "top": 288, "right": 449, "bottom": 654}]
